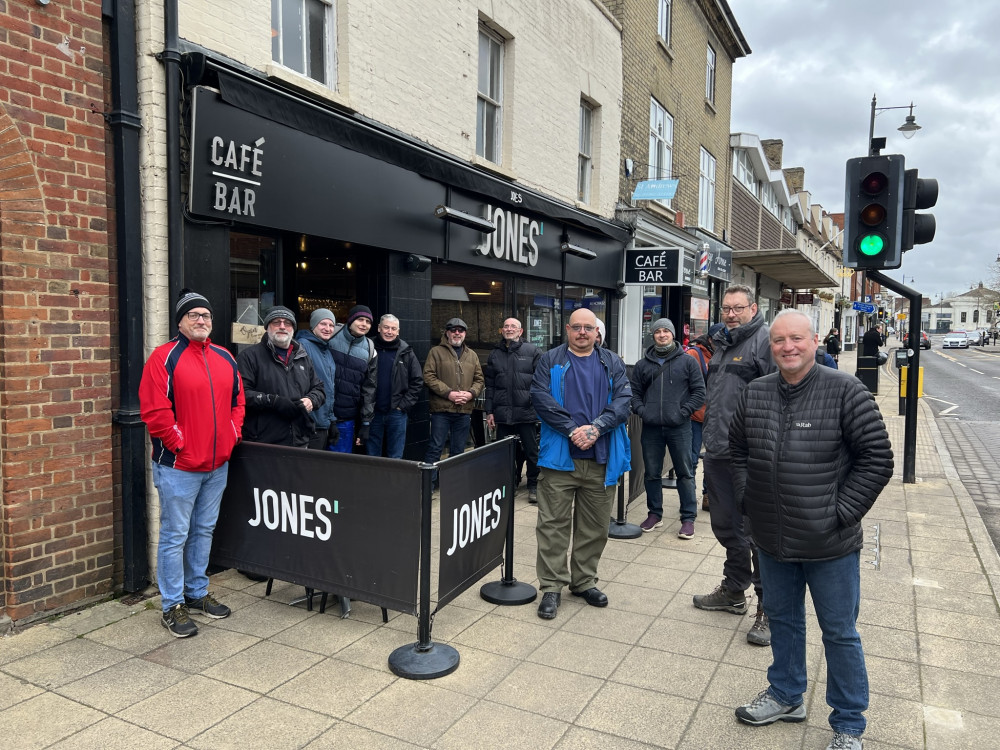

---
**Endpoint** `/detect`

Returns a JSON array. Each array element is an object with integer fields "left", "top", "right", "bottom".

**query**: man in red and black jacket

[{"left": 140, "top": 289, "right": 245, "bottom": 638}]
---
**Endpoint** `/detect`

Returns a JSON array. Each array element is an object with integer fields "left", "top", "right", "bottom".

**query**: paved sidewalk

[{"left": 2, "top": 346, "right": 999, "bottom": 749}]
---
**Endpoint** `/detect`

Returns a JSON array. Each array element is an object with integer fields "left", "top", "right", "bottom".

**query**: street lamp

[{"left": 868, "top": 94, "right": 922, "bottom": 156}]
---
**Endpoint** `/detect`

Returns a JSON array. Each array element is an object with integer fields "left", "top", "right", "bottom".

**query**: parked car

[
  {"left": 903, "top": 330, "right": 931, "bottom": 349},
  {"left": 942, "top": 331, "right": 970, "bottom": 349}
]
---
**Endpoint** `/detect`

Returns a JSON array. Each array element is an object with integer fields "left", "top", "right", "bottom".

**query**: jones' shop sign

[
  {"left": 211, "top": 443, "right": 421, "bottom": 614},
  {"left": 474, "top": 204, "right": 541, "bottom": 267},
  {"left": 437, "top": 439, "right": 515, "bottom": 609},
  {"left": 623, "top": 247, "right": 682, "bottom": 285}
]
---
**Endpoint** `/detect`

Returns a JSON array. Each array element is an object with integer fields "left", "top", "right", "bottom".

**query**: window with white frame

[
  {"left": 477, "top": 28, "right": 504, "bottom": 164},
  {"left": 699, "top": 147, "right": 716, "bottom": 232},
  {"left": 781, "top": 205, "right": 796, "bottom": 233},
  {"left": 648, "top": 97, "right": 673, "bottom": 207},
  {"left": 705, "top": 44, "right": 717, "bottom": 104},
  {"left": 761, "top": 182, "right": 779, "bottom": 217},
  {"left": 271, "top": 0, "right": 335, "bottom": 86},
  {"left": 658, "top": 0, "right": 672, "bottom": 46},
  {"left": 578, "top": 101, "right": 593, "bottom": 203},
  {"left": 734, "top": 150, "right": 757, "bottom": 193}
]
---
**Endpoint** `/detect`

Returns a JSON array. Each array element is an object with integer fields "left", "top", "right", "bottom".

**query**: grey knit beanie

[
  {"left": 309, "top": 308, "right": 336, "bottom": 329},
  {"left": 650, "top": 318, "right": 676, "bottom": 336}
]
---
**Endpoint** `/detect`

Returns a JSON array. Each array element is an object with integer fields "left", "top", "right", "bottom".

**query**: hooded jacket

[
  {"left": 702, "top": 313, "right": 776, "bottom": 458},
  {"left": 423, "top": 335, "right": 485, "bottom": 414},
  {"left": 730, "top": 363, "right": 894, "bottom": 561},
  {"left": 329, "top": 325, "right": 376, "bottom": 424},
  {"left": 295, "top": 328, "right": 336, "bottom": 429},
  {"left": 237, "top": 334, "right": 325, "bottom": 447},
  {"left": 684, "top": 335, "right": 714, "bottom": 422},
  {"left": 630, "top": 343, "right": 705, "bottom": 427},
  {"left": 484, "top": 338, "right": 541, "bottom": 424},
  {"left": 140, "top": 333, "right": 245, "bottom": 472}
]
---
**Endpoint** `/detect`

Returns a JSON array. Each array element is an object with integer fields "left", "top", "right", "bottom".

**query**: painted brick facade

[{"left": 0, "top": 0, "right": 114, "bottom": 622}]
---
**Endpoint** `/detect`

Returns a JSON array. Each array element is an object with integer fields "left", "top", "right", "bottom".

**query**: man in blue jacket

[
  {"left": 295, "top": 308, "right": 340, "bottom": 450},
  {"left": 530, "top": 308, "right": 631, "bottom": 620},
  {"left": 630, "top": 318, "right": 705, "bottom": 539}
]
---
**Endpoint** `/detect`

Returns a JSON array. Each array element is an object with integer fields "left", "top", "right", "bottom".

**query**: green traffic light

[{"left": 859, "top": 234, "right": 884, "bottom": 256}]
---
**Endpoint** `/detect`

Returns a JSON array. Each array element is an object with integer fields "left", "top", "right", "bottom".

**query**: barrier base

[
  {"left": 480, "top": 579, "right": 537, "bottom": 606},
  {"left": 388, "top": 642, "right": 460, "bottom": 680},
  {"left": 609, "top": 520, "right": 642, "bottom": 540}
]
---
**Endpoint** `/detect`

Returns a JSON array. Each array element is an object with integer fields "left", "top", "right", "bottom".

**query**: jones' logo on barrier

[
  {"left": 445, "top": 486, "right": 504, "bottom": 556},
  {"left": 248, "top": 487, "right": 337, "bottom": 541}
]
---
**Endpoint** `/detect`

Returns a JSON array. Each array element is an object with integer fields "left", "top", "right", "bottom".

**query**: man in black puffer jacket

[
  {"left": 630, "top": 318, "right": 704, "bottom": 538},
  {"left": 485, "top": 318, "right": 542, "bottom": 501},
  {"left": 730, "top": 309, "right": 892, "bottom": 750}
]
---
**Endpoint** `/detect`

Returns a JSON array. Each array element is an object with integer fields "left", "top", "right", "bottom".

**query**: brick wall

[{"left": 0, "top": 0, "right": 114, "bottom": 622}]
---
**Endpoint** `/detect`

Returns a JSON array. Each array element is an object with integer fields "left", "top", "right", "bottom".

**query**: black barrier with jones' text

[
  {"left": 211, "top": 442, "right": 421, "bottom": 614},
  {"left": 437, "top": 439, "right": 515, "bottom": 609}
]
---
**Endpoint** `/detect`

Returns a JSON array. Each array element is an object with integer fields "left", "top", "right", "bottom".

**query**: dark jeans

[
  {"left": 703, "top": 455, "right": 761, "bottom": 599},
  {"left": 759, "top": 549, "right": 868, "bottom": 735},
  {"left": 497, "top": 421, "right": 539, "bottom": 488},
  {"left": 690, "top": 419, "right": 704, "bottom": 494},
  {"left": 640, "top": 421, "right": 696, "bottom": 522},
  {"left": 368, "top": 410, "right": 408, "bottom": 459},
  {"left": 425, "top": 412, "right": 472, "bottom": 483}
]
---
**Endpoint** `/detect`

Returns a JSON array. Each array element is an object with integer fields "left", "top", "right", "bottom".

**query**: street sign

[
  {"left": 852, "top": 301, "right": 876, "bottom": 314},
  {"left": 623, "top": 247, "right": 682, "bottom": 285}
]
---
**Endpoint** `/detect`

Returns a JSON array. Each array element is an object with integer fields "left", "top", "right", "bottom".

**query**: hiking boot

[
  {"left": 161, "top": 604, "right": 198, "bottom": 638},
  {"left": 677, "top": 521, "right": 695, "bottom": 539},
  {"left": 735, "top": 688, "right": 807, "bottom": 726},
  {"left": 186, "top": 592, "right": 231, "bottom": 620},
  {"left": 747, "top": 605, "right": 770, "bottom": 646},
  {"left": 639, "top": 514, "right": 663, "bottom": 532},
  {"left": 528, "top": 487, "right": 538, "bottom": 504},
  {"left": 693, "top": 584, "right": 747, "bottom": 614},
  {"left": 827, "top": 732, "right": 864, "bottom": 750}
]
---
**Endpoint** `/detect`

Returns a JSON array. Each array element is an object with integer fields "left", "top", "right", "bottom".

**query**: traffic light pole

[{"left": 867, "top": 270, "right": 919, "bottom": 484}]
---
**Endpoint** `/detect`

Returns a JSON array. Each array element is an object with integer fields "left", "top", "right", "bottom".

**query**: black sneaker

[
  {"left": 161, "top": 603, "right": 198, "bottom": 637},
  {"left": 186, "top": 592, "right": 231, "bottom": 619},
  {"left": 693, "top": 584, "right": 747, "bottom": 614}
]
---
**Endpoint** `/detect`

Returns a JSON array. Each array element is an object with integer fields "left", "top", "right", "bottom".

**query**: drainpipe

[
  {"left": 105, "top": 0, "right": 148, "bottom": 591},
  {"left": 162, "top": 0, "right": 184, "bottom": 304}
]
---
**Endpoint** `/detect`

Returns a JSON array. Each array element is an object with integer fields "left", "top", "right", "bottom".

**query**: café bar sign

[{"left": 623, "top": 247, "right": 682, "bottom": 285}]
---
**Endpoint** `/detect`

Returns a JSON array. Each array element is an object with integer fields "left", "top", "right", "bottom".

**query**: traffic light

[
  {"left": 901, "top": 168, "right": 938, "bottom": 251},
  {"left": 844, "top": 154, "right": 905, "bottom": 270}
]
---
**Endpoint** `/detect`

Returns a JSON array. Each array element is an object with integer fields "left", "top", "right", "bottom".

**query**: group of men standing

[{"left": 139, "top": 285, "right": 892, "bottom": 750}]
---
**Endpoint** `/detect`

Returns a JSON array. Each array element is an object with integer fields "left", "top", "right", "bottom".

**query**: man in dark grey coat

[
  {"left": 729, "top": 309, "right": 893, "bottom": 750},
  {"left": 485, "top": 317, "right": 542, "bottom": 501}
]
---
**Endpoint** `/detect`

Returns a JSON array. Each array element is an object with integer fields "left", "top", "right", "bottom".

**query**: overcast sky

[{"left": 728, "top": 0, "right": 1000, "bottom": 301}]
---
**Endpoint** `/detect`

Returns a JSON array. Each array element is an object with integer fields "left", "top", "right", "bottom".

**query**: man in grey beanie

[
  {"left": 630, "top": 318, "right": 705, "bottom": 539},
  {"left": 295, "top": 308, "right": 339, "bottom": 450}
]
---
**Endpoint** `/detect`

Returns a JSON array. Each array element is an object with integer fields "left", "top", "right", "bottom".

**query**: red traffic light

[{"left": 861, "top": 171, "right": 888, "bottom": 195}]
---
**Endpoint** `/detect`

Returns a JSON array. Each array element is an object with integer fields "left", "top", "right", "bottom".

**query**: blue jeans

[
  {"left": 690, "top": 420, "right": 704, "bottom": 493},
  {"left": 640, "top": 421, "right": 696, "bottom": 522},
  {"left": 368, "top": 410, "right": 408, "bottom": 458},
  {"left": 759, "top": 548, "right": 868, "bottom": 736},
  {"left": 152, "top": 462, "right": 229, "bottom": 611},
  {"left": 329, "top": 419, "right": 355, "bottom": 453},
  {"left": 425, "top": 413, "right": 472, "bottom": 483}
]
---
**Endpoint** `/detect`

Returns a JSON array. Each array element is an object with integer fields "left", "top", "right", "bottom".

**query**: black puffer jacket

[
  {"left": 237, "top": 335, "right": 325, "bottom": 447},
  {"left": 630, "top": 343, "right": 705, "bottom": 427},
  {"left": 729, "top": 364, "right": 894, "bottom": 562},
  {"left": 484, "top": 338, "right": 541, "bottom": 424}
]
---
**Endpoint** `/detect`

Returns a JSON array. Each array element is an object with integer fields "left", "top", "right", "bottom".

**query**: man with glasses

[
  {"left": 485, "top": 318, "right": 542, "bottom": 502},
  {"left": 423, "top": 318, "right": 484, "bottom": 486},
  {"left": 140, "top": 289, "right": 245, "bottom": 637},
  {"left": 693, "top": 284, "right": 776, "bottom": 646},
  {"left": 237, "top": 306, "right": 325, "bottom": 448},
  {"left": 530, "top": 309, "right": 631, "bottom": 619}
]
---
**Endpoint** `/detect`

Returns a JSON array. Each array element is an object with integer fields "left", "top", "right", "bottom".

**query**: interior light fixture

[{"left": 434, "top": 205, "right": 497, "bottom": 233}]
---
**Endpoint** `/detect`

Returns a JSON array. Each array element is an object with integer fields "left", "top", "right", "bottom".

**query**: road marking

[
  {"left": 970, "top": 368, "right": 985, "bottom": 374},
  {"left": 924, "top": 396, "right": 959, "bottom": 415}
]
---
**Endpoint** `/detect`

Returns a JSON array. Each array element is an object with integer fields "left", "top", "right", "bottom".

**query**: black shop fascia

[{"left": 183, "top": 59, "right": 630, "bottom": 353}]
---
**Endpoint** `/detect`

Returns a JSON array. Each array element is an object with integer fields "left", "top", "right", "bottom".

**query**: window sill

[
  {"left": 657, "top": 37, "right": 674, "bottom": 61},
  {"left": 704, "top": 97, "right": 717, "bottom": 115},
  {"left": 644, "top": 200, "right": 677, "bottom": 223},
  {"left": 265, "top": 63, "right": 352, "bottom": 112},
  {"left": 471, "top": 154, "right": 518, "bottom": 182}
]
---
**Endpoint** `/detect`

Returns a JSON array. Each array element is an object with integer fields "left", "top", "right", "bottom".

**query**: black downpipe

[
  {"left": 163, "top": 0, "right": 184, "bottom": 304},
  {"left": 105, "top": 0, "right": 149, "bottom": 591}
]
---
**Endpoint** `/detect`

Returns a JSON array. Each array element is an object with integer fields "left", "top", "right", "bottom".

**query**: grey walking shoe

[
  {"left": 186, "top": 592, "right": 231, "bottom": 620},
  {"left": 693, "top": 584, "right": 747, "bottom": 614},
  {"left": 161, "top": 603, "right": 198, "bottom": 638},
  {"left": 747, "top": 604, "right": 770, "bottom": 646},
  {"left": 735, "top": 688, "right": 807, "bottom": 726},
  {"left": 827, "top": 732, "right": 863, "bottom": 749}
]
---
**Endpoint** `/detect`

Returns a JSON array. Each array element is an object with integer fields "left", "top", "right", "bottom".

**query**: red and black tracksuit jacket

[{"left": 139, "top": 334, "right": 246, "bottom": 472}]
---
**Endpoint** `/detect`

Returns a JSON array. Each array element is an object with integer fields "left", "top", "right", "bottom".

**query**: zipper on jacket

[
  {"left": 201, "top": 344, "right": 219, "bottom": 471},
  {"left": 772, "top": 390, "right": 791, "bottom": 558}
]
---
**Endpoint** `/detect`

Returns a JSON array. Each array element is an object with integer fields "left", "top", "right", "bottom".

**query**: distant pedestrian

[
  {"left": 823, "top": 328, "right": 841, "bottom": 363},
  {"left": 861, "top": 324, "right": 884, "bottom": 357},
  {"left": 731, "top": 310, "right": 893, "bottom": 750},
  {"left": 684, "top": 323, "right": 723, "bottom": 511}
]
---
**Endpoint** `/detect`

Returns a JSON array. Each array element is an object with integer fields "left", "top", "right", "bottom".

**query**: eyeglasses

[
  {"left": 269, "top": 319, "right": 294, "bottom": 328},
  {"left": 185, "top": 311, "right": 213, "bottom": 322},
  {"left": 569, "top": 324, "right": 596, "bottom": 333},
  {"left": 721, "top": 305, "right": 749, "bottom": 315},
  {"left": 501, "top": 325, "right": 521, "bottom": 330},
  {"left": 447, "top": 327, "right": 466, "bottom": 334}
]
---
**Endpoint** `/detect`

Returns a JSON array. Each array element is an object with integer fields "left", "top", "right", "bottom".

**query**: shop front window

[{"left": 230, "top": 232, "right": 278, "bottom": 355}]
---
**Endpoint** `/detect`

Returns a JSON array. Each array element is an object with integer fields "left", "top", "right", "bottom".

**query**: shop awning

[{"left": 732, "top": 247, "right": 838, "bottom": 289}]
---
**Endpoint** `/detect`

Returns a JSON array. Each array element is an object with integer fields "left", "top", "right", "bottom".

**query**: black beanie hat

[
  {"left": 347, "top": 305, "right": 374, "bottom": 326},
  {"left": 175, "top": 288, "right": 213, "bottom": 324}
]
